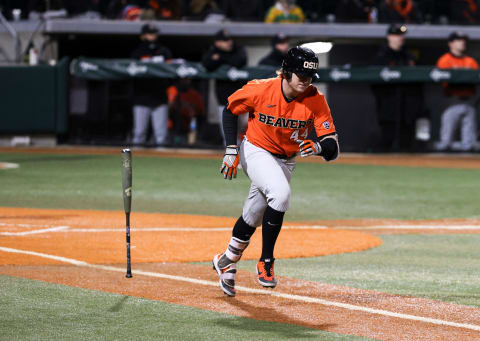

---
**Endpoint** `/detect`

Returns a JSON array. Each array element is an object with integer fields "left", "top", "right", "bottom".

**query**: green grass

[
  {"left": 1, "top": 152, "right": 480, "bottom": 220},
  {"left": 0, "top": 275, "right": 370, "bottom": 341},
  {"left": 236, "top": 234, "right": 480, "bottom": 307},
  {"left": 1, "top": 152, "right": 480, "bottom": 338}
]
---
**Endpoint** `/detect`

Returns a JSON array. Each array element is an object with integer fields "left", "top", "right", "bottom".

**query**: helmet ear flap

[{"left": 285, "top": 72, "right": 292, "bottom": 80}]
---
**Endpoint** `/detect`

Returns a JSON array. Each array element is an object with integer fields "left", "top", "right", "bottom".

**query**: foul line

[
  {"left": 0, "top": 246, "right": 479, "bottom": 332},
  {"left": 0, "top": 226, "right": 70, "bottom": 236},
  {"left": 2, "top": 222, "right": 480, "bottom": 236},
  {"left": 341, "top": 225, "right": 480, "bottom": 230},
  {"left": 0, "top": 225, "right": 328, "bottom": 235},
  {"left": 64, "top": 225, "right": 328, "bottom": 232},
  {"left": 3, "top": 224, "right": 480, "bottom": 236}
]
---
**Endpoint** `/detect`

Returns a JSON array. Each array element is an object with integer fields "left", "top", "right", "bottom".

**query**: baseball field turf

[{"left": 1, "top": 149, "right": 480, "bottom": 340}]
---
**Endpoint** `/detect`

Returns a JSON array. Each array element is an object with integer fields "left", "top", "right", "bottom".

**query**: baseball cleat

[
  {"left": 257, "top": 258, "right": 277, "bottom": 288},
  {"left": 212, "top": 253, "right": 237, "bottom": 297}
]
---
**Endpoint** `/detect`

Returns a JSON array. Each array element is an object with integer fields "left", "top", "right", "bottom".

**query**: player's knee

[
  {"left": 242, "top": 206, "right": 267, "bottom": 227},
  {"left": 267, "top": 187, "right": 291, "bottom": 212},
  {"left": 243, "top": 213, "right": 262, "bottom": 228}
]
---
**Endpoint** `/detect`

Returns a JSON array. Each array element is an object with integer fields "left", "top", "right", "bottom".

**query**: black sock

[
  {"left": 232, "top": 215, "right": 256, "bottom": 241},
  {"left": 260, "top": 206, "right": 285, "bottom": 260}
]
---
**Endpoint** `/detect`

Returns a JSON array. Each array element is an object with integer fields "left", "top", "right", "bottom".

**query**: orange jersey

[
  {"left": 437, "top": 52, "right": 479, "bottom": 97},
  {"left": 227, "top": 77, "right": 336, "bottom": 157},
  {"left": 437, "top": 52, "right": 478, "bottom": 69}
]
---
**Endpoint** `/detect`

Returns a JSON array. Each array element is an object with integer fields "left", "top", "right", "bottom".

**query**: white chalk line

[
  {"left": 341, "top": 225, "right": 480, "bottom": 230},
  {"left": 0, "top": 225, "right": 328, "bottom": 235},
  {"left": 0, "top": 246, "right": 479, "bottom": 333},
  {"left": 64, "top": 225, "right": 329, "bottom": 232},
  {"left": 0, "top": 222, "right": 55, "bottom": 228},
  {"left": 0, "top": 226, "right": 69, "bottom": 236},
  {"left": 2, "top": 223, "right": 480, "bottom": 236}
]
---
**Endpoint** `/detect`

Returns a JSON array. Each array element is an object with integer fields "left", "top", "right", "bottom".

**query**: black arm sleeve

[
  {"left": 319, "top": 136, "right": 339, "bottom": 161},
  {"left": 222, "top": 106, "right": 238, "bottom": 146}
]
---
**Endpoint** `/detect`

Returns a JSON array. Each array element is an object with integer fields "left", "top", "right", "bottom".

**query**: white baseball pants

[
  {"left": 133, "top": 104, "right": 168, "bottom": 145},
  {"left": 240, "top": 139, "right": 296, "bottom": 227},
  {"left": 437, "top": 102, "right": 477, "bottom": 151}
]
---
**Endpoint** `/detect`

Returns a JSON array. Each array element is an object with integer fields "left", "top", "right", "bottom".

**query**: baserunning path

[
  {"left": 1, "top": 207, "right": 480, "bottom": 340},
  {"left": 1, "top": 247, "right": 480, "bottom": 340}
]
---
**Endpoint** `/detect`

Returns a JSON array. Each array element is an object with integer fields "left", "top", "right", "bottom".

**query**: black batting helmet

[{"left": 282, "top": 46, "right": 318, "bottom": 79}]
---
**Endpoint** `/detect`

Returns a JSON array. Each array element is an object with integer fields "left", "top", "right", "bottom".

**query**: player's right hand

[{"left": 220, "top": 146, "right": 240, "bottom": 180}]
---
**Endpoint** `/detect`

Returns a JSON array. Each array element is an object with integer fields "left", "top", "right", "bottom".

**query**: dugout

[{"left": 3, "top": 20, "right": 480, "bottom": 151}]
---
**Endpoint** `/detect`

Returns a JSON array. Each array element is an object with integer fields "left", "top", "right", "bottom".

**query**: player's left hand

[
  {"left": 220, "top": 145, "right": 240, "bottom": 180},
  {"left": 295, "top": 139, "right": 322, "bottom": 157}
]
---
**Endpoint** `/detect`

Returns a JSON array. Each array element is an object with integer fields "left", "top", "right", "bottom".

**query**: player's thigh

[
  {"left": 442, "top": 104, "right": 464, "bottom": 123},
  {"left": 244, "top": 148, "right": 291, "bottom": 209},
  {"left": 133, "top": 105, "right": 151, "bottom": 129},
  {"left": 277, "top": 158, "right": 296, "bottom": 183}
]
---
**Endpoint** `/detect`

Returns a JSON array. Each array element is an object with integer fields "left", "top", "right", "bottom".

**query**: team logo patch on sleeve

[{"left": 323, "top": 121, "right": 331, "bottom": 130}]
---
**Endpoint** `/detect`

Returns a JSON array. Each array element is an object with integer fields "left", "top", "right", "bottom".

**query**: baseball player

[
  {"left": 212, "top": 46, "right": 339, "bottom": 297},
  {"left": 436, "top": 31, "right": 479, "bottom": 152}
]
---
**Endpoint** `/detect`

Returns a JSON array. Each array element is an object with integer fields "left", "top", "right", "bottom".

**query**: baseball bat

[{"left": 121, "top": 149, "right": 133, "bottom": 278}]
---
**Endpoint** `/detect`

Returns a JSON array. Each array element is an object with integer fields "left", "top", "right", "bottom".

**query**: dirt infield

[
  {"left": 0, "top": 207, "right": 381, "bottom": 265},
  {"left": 2, "top": 206, "right": 480, "bottom": 340}
]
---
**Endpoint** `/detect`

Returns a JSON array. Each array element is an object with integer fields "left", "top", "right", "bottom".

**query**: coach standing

[
  {"left": 131, "top": 24, "right": 172, "bottom": 147},
  {"left": 435, "top": 32, "right": 479, "bottom": 152},
  {"left": 202, "top": 29, "right": 247, "bottom": 144},
  {"left": 371, "top": 24, "right": 423, "bottom": 152},
  {"left": 258, "top": 33, "right": 290, "bottom": 68}
]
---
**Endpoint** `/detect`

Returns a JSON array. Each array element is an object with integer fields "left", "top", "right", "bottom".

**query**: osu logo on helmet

[
  {"left": 303, "top": 61, "right": 318, "bottom": 69},
  {"left": 282, "top": 46, "right": 319, "bottom": 78}
]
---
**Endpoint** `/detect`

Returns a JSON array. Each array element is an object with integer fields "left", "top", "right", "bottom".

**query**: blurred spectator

[
  {"left": 167, "top": 78, "right": 205, "bottom": 145},
  {"left": 131, "top": 24, "right": 172, "bottom": 146},
  {"left": 105, "top": 0, "right": 140, "bottom": 19},
  {"left": 122, "top": 4, "right": 142, "bottom": 20},
  {"left": 297, "top": 0, "right": 333, "bottom": 22},
  {"left": 379, "top": 0, "right": 421, "bottom": 23},
  {"left": 335, "top": 0, "right": 378, "bottom": 23},
  {"left": 450, "top": 0, "right": 478, "bottom": 25},
  {"left": 188, "top": 0, "right": 222, "bottom": 20},
  {"left": 265, "top": 0, "right": 305, "bottom": 23},
  {"left": 201, "top": 29, "right": 247, "bottom": 144},
  {"left": 105, "top": 0, "right": 127, "bottom": 18},
  {"left": 146, "top": 0, "right": 182, "bottom": 20},
  {"left": 258, "top": 33, "right": 289, "bottom": 67},
  {"left": 435, "top": 32, "right": 479, "bottom": 152},
  {"left": 221, "top": 0, "right": 263, "bottom": 21},
  {"left": 371, "top": 24, "right": 424, "bottom": 151},
  {"left": 106, "top": 0, "right": 155, "bottom": 20}
]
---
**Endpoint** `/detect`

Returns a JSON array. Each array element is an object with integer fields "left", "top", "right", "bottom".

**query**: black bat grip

[{"left": 125, "top": 212, "right": 132, "bottom": 278}]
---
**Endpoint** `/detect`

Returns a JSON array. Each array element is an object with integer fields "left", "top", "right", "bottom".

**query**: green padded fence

[{"left": 71, "top": 58, "right": 480, "bottom": 84}]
